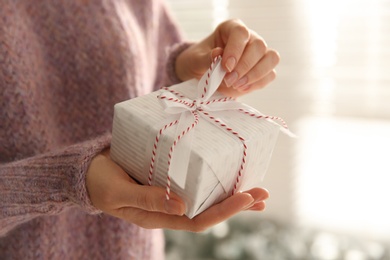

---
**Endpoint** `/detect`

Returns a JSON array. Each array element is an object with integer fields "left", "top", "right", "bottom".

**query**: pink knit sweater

[{"left": 0, "top": 0, "right": 188, "bottom": 259}]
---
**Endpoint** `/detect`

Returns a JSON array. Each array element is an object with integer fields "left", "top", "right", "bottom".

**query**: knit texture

[{"left": 0, "top": 0, "right": 188, "bottom": 259}]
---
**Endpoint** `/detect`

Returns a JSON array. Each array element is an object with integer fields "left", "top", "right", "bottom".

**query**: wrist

[{"left": 166, "top": 42, "right": 193, "bottom": 84}]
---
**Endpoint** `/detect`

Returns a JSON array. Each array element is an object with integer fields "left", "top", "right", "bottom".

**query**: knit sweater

[{"left": 0, "top": 0, "right": 188, "bottom": 259}]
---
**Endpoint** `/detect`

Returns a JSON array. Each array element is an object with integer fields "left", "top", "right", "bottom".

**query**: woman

[{"left": 0, "top": 0, "right": 279, "bottom": 259}]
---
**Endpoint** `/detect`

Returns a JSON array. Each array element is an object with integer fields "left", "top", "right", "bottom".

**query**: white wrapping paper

[{"left": 110, "top": 59, "right": 283, "bottom": 218}]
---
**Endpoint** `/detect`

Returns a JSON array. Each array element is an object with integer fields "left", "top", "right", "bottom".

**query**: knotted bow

[{"left": 148, "top": 56, "right": 290, "bottom": 200}]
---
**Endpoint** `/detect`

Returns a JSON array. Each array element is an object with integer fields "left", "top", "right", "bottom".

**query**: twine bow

[{"left": 148, "top": 56, "right": 290, "bottom": 200}]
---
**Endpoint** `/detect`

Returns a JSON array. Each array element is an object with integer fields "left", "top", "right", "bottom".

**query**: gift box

[{"left": 110, "top": 57, "right": 289, "bottom": 218}]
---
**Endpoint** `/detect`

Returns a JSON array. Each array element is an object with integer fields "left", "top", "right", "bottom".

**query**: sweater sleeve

[
  {"left": 165, "top": 41, "right": 194, "bottom": 85},
  {"left": 152, "top": 0, "right": 193, "bottom": 89},
  {"left": 0, "top": 134, "right": 110, "bottom": 237}
]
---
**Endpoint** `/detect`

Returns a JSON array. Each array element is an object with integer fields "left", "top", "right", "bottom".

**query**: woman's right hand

[{"left": 86, "top": 149, "right": 269, "bottom": 232}]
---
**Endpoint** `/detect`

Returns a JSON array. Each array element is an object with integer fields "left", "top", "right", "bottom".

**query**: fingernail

[
  {"left": 244, "top": 197, "right": 265, "bottom": 210},
  {"left": 245, "top": 201, "right": 266, "bottom": 211},
  {"left": 164, "top": 199, "right": 185, "bottom": 215},
  {"left": 224, "top": 71, "right": 238, "bottom": 87},
  {"left": 242, "top": 197, "right": 255, "bottom": 210},
  {"left": 233, "top": 76, "right": 248, "bottom": 89},
  {"left": 238, "top": 193, "right": 255, "bottom": 209},
  {"left": 238, "top": 85, "right": 251, "bottom": 92},
  {"left": 225, "top": 57, "right": 236, "bottom": 72}
]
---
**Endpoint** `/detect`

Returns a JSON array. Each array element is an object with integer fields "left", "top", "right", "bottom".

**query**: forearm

[{"left": 0, "top": 134, "right": 110, "bottom": 237}]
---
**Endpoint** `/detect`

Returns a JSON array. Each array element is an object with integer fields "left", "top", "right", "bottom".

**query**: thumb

[
  {"left": 198, "top": 47, "right": 223, "bottom": 70},
  {"left": 191, "top": 47, "right": 222, "bottom": 74},
  {"left": 177, "top": 44, "right": 224, "bottom": 80},
  {"left": 119, "top": 184, "right": 186, "bottom": 216},
  {"left": 211, "top": 47, "right": 224, "bottom": 60}
]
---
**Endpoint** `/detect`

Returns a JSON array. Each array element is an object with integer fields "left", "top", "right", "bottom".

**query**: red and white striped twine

[
  {"left": 160, "top": 87, "right": 186, "bottom": 98},
  {"left": 201, "top": 56, "right": 220, "bottom": 99},
  {"left": 159, "top": 95, "right": 234, "bottom": 109},
  {"left": 148, "top": 120, "right": 179, "bottom": 186},
  {"left": 201, "top": 111, "right": 248, "bottom": 195},
  {"left": 238, "top": 109, "right": 289, "bottom": 129},
  {"left": 203, "top": 96, "right": 235, "bottom": 105},
  {"left": 165, "top": 111, "right": 200, "bottom": 200},
  {"left": 150, "top": 55, "right": 289, "bottom": 200},
  {"left": 159, "top": 95, "right": 193, "bottom": 107}
]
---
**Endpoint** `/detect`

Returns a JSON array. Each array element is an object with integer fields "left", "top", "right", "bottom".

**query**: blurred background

[{"left": 164, "top": 0, "right": 390, "bottom": 259}]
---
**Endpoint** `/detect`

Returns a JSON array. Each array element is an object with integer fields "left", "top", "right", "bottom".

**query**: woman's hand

[
  {"left": 175, "top": 19, "right": 280, "bottom": 98},
  {"left": 86, "top": 149, "right": 269, "bottom": 232}
]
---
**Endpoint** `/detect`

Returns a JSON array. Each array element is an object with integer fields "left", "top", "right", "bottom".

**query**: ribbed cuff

[
  {"left": 165, "top": 42, "right": 193, "bottom": 85},
  {"left": 69, "top": 133, "right": 112, "bottom": 214}
]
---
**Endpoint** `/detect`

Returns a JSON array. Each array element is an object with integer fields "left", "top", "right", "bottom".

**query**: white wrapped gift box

[{"left": 110, "top": 58, "right": 287, "bottom": 218}]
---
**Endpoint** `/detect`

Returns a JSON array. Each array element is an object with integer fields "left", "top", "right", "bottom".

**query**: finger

[
  {"left": 217, "top": 69, "right": 276, "bottom": 97},
  {"left": 117, "top": 199, "right": 264, "bottom": 231},
  {"left": 117, "top": 189, "right": 268, "bottom": 231},
  {"left": 187, "top": 192, "right": 255, "bottom": 232},
  {"left": 241, "top": 187, "right": 270, "bottom": 201},
  {"left": 126, "top": 191, "right": 254, "bottom": 231},
  {"left": 241, "top": 188, "right": 269, "bottom": 211},
  {"left": 94, "top": 156, "right": 186, "bottom": 215},
  {"left": 211, "top": 47, "right": 224, "bottom": 60},
  {"left": 246, "top": 201, "right": 266, "bottom": 211},
  {"left": 219, "top": 21, "right": 251, "bottom": 72},
  {"left": 115, "top": 181, "right": 186, "bottom": 215},
  {"left": 235, "top": 70, "right": 277, "bottom": 94},
  {"left": 115, "top": 206, "right": 184, "bottom": 229},
  {"left": 224, "top": 36, "right": 267, "bottom": 87},
  {"left": 232, "top": 49, "right": 280, "bottom": 89}
]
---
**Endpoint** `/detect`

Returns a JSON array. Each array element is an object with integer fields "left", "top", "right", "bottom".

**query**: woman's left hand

[
  {"left": 86, "top": 149, "right": 269, "bottom": 232},
  {"left": 175, "top": 19, "right": 280, "bottom": 97}
]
